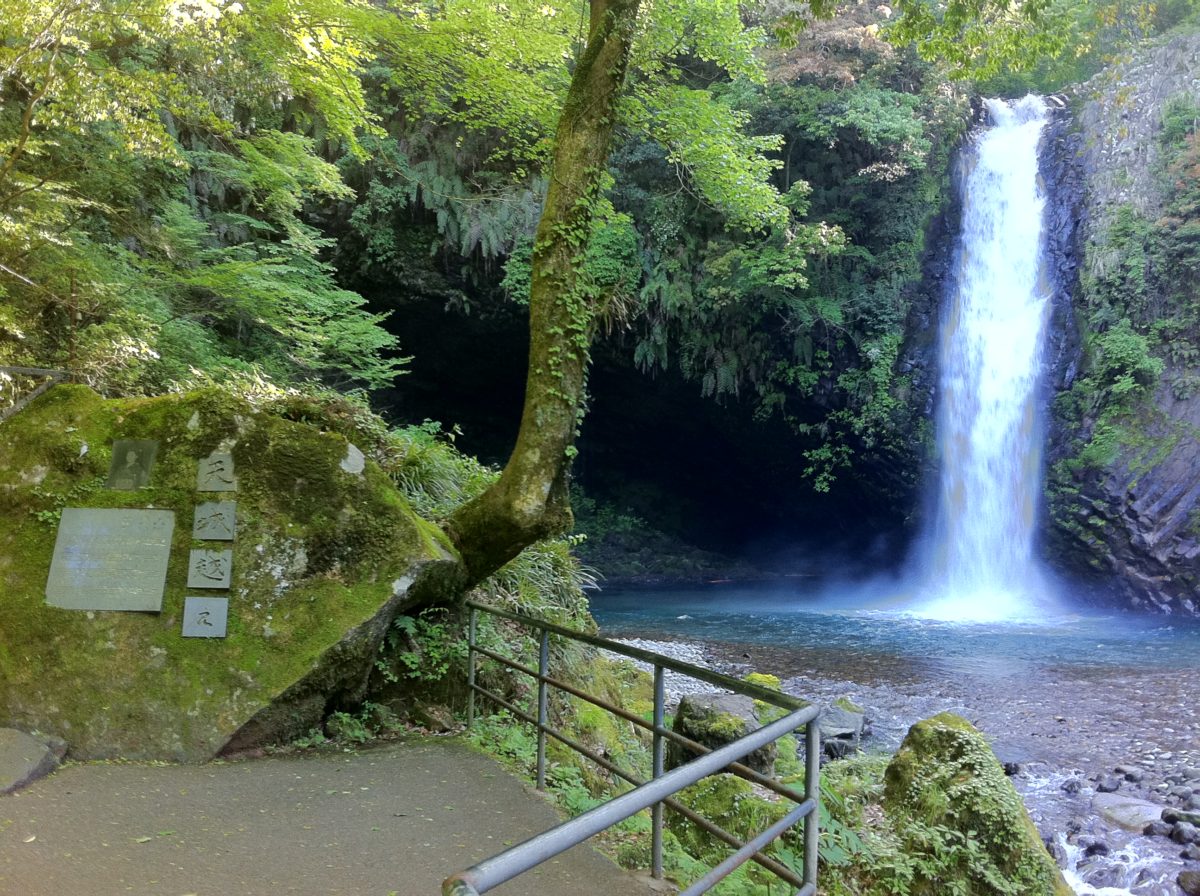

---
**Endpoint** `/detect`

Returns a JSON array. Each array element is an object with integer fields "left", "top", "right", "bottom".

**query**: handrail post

[
  {"left": 536, "top": 629, "right": 550, "bottom": 791},
  {"left": 804, "top": 718, "right": 820, "bottom": 889},
  {"left": 467, "top": 606, "right": 478, "bottom": 729},
  {"left": 651, "top": 664, "right": 665, "bottom": 879}
]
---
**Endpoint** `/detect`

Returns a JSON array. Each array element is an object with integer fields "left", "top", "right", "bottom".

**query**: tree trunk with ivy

[{"left": 444, "top": 0, "right": 641, "bottom": 586}]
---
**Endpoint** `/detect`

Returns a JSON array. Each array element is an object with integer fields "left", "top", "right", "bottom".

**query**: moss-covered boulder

[
  {"left": 883, "top": 712, "right": 1073, "bottom": 896},
  {"left": 667, "top": 693, "right": 776, "bottom": 775},
  {"left": 0, "top": 386, "right": 461, "bottom": 761}
]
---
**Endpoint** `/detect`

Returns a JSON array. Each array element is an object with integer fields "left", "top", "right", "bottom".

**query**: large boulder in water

[
  {"left": 0, "top": 386, "right": 460, "bottom": 761},
  {"left": 884, "top": 712, "right": 1074, "bottom": 896}
]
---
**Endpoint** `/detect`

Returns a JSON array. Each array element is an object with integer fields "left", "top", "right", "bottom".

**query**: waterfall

[{"left": 912, "top": 96, "right": 1062, "bottom": 622}]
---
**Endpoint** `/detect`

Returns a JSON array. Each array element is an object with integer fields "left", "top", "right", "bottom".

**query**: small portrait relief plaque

[
  {"left": 187, "top": 549, "right": 232, "bottom": 589},
  {"left": 182, "top": 596, "right": 229, "bottom": 638},
  {"left": 45, "top": 508, "right": 175, "bottom": 611},
  {"left": 106, "top": 440, "right": 158, "bottom": 490},
  {"left": 192, "top": 502, "right": 236, "bottom": 541},
  {"left": 196, "top": 452, "right": 236, "bottom": 492}
]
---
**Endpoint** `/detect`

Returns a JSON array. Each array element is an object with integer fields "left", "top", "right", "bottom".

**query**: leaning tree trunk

[{"left": 444, "top": 0, "right": 642, "bottom": 586}]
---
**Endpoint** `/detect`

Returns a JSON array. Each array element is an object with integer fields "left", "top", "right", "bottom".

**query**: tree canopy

[{"left": 1, "top": 0, "right": 1183, "bottom": 583}]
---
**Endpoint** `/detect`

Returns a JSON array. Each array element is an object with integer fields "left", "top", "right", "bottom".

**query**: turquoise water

[{"left": 589, "top": 584, "right": 1200, "bottom": 677}]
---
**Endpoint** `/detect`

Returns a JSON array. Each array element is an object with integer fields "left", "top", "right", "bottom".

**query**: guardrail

[
  {"left": 442, "top": 600, "right": 821, "bottom": 895},
  {"left": 0, "top": 366, "right": 69, "bottom": 422}
]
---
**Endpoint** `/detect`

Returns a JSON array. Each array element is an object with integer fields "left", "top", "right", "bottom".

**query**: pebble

[{"left": 1096, "top": 775, "right": 1122, "bottom": 793}]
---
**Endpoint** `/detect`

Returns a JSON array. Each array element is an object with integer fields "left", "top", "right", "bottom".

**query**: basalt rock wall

[{"left": 1042, "top": 32, "right": 1200, "bottom": 614}]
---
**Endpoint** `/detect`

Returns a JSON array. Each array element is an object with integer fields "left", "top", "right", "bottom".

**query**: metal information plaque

[
  {"left": 192, "top": 501, "right": 236, "bottom": 541},
  {"left": 45, "top": 508, "right": 175, "bottom": 611},
  {"left": 107, "top": 439, "right": 158, "bottom": 490},
  {"left": 182, "top": 596, "right": 229, "bottom": 638},
  {"left": 187, "top": 549, "right": 232, "bottom": 589}
]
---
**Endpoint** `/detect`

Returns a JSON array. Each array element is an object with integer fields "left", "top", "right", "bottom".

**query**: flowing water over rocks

[{"left": 597, "top": 593, "right": 1200, "bottom": 896}]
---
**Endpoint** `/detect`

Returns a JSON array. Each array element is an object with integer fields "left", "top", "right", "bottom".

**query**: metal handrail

[
  {"left": 443, "top": 600, "right": 822, "bottom": 895},
  {"left": 466, "top": 601, "right": 811, "bottom": 711}
]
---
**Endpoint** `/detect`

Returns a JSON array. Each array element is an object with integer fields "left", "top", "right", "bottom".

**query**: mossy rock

[
  {"left": 668, "top": 773, "right": 789, "bottom": 869},
  {"left": 883, "top": 712, "right": 1073, "bottom": 896},
  {"left": 667, "top": 693, "right": 776, "bottom": 776},
  {"left": 0, "top": 386, "right": 461, "bottom": 761}
]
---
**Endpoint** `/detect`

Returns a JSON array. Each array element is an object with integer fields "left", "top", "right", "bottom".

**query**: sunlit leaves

[
  {"left": 0, "top": 0, "right": 402, "bottom": 391},
  {"left": 885, "top": 0, "right": 1169, "bottom": 82},
  {"left": 379, "top": 0, "right": 576, "bottom": 166},
  {"left": 641, "top": 85, "right": 789, "bottom": 232}
]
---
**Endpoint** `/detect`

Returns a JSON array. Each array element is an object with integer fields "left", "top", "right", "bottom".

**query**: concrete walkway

[{"left": 0, "top": 736, "right": 663, "bottom": 896}]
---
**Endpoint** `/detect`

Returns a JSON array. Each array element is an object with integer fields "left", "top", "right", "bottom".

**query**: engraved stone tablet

[
  {"left": 182, "top": 596, "right": 229, "bottom": 638},
  {"left": 45, "top": 508, "right": 175, "bottom": 611},
  {"left": 196, "top": 452, "right": 236, "bottom": 492},
  {"left": 192, "top": 501, "right": 236, "bottom": 541},
  {"left": 106, "top": 439, "right": 158, "bottom": 490},
  {"left": 187, "top": 549, "right": 232, "bottom": 589}
]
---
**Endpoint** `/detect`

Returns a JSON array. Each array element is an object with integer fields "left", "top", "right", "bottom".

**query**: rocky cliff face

[{"left": 1043, "top": 32, "right": 1200, "bottom": 614}]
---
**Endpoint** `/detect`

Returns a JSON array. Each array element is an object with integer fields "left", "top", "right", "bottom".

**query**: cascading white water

[{"left": 912, "top": 96, "right": 1062, "bottom": 622}]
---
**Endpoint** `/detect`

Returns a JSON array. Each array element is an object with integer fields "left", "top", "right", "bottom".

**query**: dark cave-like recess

[{"left": 373, "top": 294, "right": 916, "bottom": 574}]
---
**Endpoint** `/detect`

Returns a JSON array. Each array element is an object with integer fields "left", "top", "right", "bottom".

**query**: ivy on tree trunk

[{"left": 444, "top": 0, "right": 641, "bottom": 586}]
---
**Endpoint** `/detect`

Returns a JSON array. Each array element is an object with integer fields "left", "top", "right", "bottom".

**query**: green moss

[
  {"left": 743, "top": 672, "right": 781, "bottom": 690},
  {"left": 882, "top": 713, "right": 1073, "bottom": 896},
  {"left": 668, "top": 773, "right": 794, "bottom": 889}
]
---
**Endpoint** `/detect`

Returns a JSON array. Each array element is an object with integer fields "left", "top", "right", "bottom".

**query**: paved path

[{"left": 0, "top": 736, "right": 662, "bottom": 896}]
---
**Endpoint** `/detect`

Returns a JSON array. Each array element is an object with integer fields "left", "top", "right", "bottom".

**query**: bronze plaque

[
  {"left": 106, "top": 440, "right": 158, "bottom": 490},
  {"left": 45, "top": 509, "right": 175, "bottom": 611}
]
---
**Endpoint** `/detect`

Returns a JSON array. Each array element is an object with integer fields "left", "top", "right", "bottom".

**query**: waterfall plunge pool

[
  {"left": 590, "top": 583, "right": 1200, "bottom": 681},
  {"left": 590, "top": 583, "right": 1200, "bottom": 896}
]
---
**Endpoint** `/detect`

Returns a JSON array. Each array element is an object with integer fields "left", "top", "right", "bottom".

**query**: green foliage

[
  {"left": 880, "top": 714, "right": 1070, "bottom": 896},
  {"left": 28, "top": 475, "right": 106, "bottom": 526},
  {"left": 886, "top": 0, "right": 1166, "bottom": 88},
  {"left": 1091, "top": 319, "right": 1163, "bottom": 399},
  {"left": 381, "top": 419, "right": 497, "bottom": 519},
  {"left": 324, "top": 710, "right": 373, "bottom": 744},
  {"left": 0, "top": 0, "right": 404, "bottom": 395},
  {"left": 378, "top": 608, "right": 468, "bottom": 685},
  {"left": 480, "top": 538, "right": 596, "bottom": 627},
  {"left": 619, "top": 59, "right": 964, "bottom": 490}
]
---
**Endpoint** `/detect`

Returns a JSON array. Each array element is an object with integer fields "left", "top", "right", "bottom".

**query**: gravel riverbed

[{"left": 609, "top": 633, "right": 1200, "bottom": 896}]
